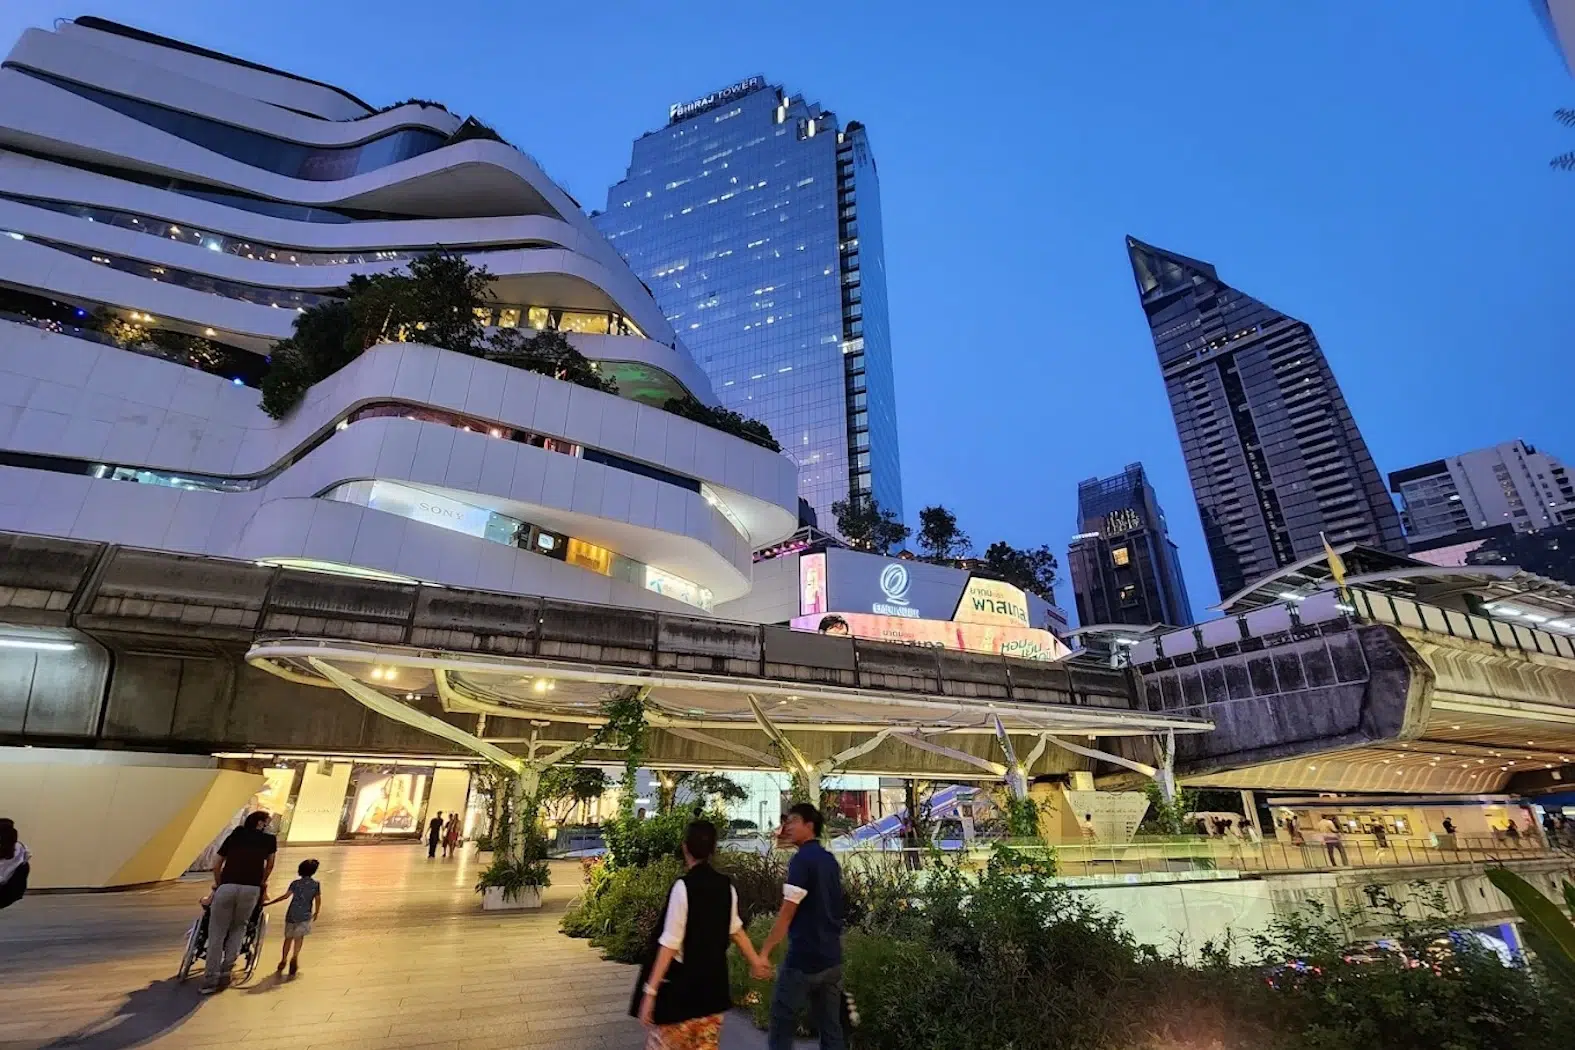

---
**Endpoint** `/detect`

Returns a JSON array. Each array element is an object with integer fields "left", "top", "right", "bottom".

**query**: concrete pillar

[{"left": 1239, "top": 790, "right": 1261, "bottom": 837}]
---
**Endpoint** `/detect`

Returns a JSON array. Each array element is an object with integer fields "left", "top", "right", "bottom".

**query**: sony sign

[{"left": 669, "top": 76, "right": 766, "bottom": 124}]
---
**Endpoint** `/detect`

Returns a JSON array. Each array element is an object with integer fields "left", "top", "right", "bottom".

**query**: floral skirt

[{"left": 645, "top": 1013, "right": 723, "bottom": 1050}]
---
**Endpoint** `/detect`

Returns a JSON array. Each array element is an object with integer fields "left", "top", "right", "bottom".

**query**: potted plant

[{"left": 477, "top": 855, "right": 550, "bottom": 910}]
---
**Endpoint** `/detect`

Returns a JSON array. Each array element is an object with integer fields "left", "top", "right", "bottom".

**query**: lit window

[
  {"left": 557, "top": 311, "right": 610, "bottom": 335},
  {"left": 1111, "top": 547, "right": 1130, "bottom": 567},
  {"left": 497, "top": 308, "right": 520, "bottom": 329},
  {"left": 566, "top": 538, "right": 613, "bottom": 576},
  {"left": 527, "top": 306, "right": 551, "bottom": 331}
]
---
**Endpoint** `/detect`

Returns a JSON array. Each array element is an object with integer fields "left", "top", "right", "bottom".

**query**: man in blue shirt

[{"left": 757, "top": 802, "right": 844, "bottom": 1050}]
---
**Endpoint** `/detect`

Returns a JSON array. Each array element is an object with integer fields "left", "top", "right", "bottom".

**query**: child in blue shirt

[{"left": 266, "top": 858, "right": 322, "bottom": 977}]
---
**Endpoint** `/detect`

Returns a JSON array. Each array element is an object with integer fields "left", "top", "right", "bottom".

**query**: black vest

[{"left": 629, "top": 863, "right": 735, "bottom": 1025}]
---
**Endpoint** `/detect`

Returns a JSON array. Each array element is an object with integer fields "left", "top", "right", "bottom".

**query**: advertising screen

[
  {"left": 954, "top": 578, "right": 1031, "bottom": 627},
  {"left": 822, "top": 548, "right": 968, "bottom": 621},
  {"left": 348, "top": 771, "right": 429, "bottom": 835},
  {"left": 790, "top": 612, "right": 1069, "bottom": 662},
  {"left": 799, "top": 552, "right": 828, "bottom": 616}
]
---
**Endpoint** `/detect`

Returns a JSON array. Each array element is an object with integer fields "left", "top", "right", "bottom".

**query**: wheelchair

[{"left": 177, "top": 896, "right": 268, "bottom": 983}]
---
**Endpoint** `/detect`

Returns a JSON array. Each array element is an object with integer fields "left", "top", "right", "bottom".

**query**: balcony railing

[
  {"left": 830, "top": 833, "right": 1566, "bottom": 882},
  {"left": 1131, "top": 587, "right": 1575, "bottom": 666}
]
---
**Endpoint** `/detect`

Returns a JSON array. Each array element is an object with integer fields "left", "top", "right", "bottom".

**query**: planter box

[{"left": 481, "top": 886, "right": 543, "bottom": 911}]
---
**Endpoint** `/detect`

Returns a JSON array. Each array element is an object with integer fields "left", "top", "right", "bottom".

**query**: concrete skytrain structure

[{"left": 0, "top": 18, "right": 800, "bottom": 613}]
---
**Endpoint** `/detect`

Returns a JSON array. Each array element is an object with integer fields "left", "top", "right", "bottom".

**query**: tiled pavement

[{"left": 0, "top": 844, "right": 785, "bottom": 1050}]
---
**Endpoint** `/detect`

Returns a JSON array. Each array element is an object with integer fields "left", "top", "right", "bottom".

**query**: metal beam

[
  {"left": 748, "top": 694, "right": 819, "bottom": 809},
  {"left": 994, "top": 716, "right": 1026, "bottom": 798},
  {"left": 310, "top": 658, "right": 522, "bottom": 773},
  {"left": 889, "top": 731, "right": 1008, "bottom": 777},
  {"left": 1044, "top": 734, "right": 1158, "bottom": 779},
  {"left": 664, "top": 726, "right": 781, "bottom": 768}
]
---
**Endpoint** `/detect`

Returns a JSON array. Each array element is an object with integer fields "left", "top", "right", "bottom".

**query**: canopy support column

[
  {"left": 994, "top": 716, "right": 1027, "bottom": 800},
  {"left": 748, "top": 694, "right": 820, "bottom": 810}
]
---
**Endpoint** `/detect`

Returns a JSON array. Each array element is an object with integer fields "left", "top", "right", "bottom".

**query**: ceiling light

[
  {"left": 0, "top": 637, "right": 75, "bottom": 652},
  {"left": 368, "top": 667, "right": 383, "bottom": 680},
  {"left": 532, "top": 679, "right": 547, "bottom": 694},
  {"left": 1278, "top": 591, "right": 1303, "bottom": 602}
]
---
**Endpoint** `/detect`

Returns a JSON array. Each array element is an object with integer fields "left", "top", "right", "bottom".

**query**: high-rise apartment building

[
  {"left": 595, "top": 78, "right": 902, "bottom": 532},
  {"left": 1532, "top": 0, "right": 1575, "bottom": 73},
  {"left": 1126, "top": 237, "right": 1404, "bottom": 601},
  {"left": 1390, "top": 440, "right": 1575, "bottom": 552},
  {"left": 1068, "top": 463, "right": 1194, "bottom": 627}
]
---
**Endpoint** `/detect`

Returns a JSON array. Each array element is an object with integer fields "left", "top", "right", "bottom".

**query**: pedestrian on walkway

[
  {"left": 426, "top": 811, "right": 443, "bottom": 858},
  {"left": 443, "top": 812, "right": 461, "bottom": 858},
  {"left": 633, "top": 820, "right": 769, "bottom": 1049},
  {"left": 1317, "top": 815, "right": 1347, "bottom": 866},
  {"left": 267, "top": 858, "right": 322, "bottom": 977},
  {"left": 758, "top": 803, "right": 845, "bottom": 1050},
  {"left": 0, "top": 818, "right": 29, "bottom": 910},
  {"left": 200, "top": 811, "right": 276, "bottom": 994}
]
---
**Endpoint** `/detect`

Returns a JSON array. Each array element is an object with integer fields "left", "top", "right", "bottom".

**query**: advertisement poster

[
  {"left": 799, "top": 552, "right": 828, "bottom": 616},
  {"left": 349, "top": 772, "right": 428, "bottom": 834},
  {"left": 790, "top": 612, "right": 1069, "bottom": 662},
  {"left": 953, "top": 578, "right": 1032, "bottom": 627}
]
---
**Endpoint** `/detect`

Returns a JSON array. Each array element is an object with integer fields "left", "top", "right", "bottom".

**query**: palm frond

[
  {"left": 1551, "top": 150, "right": 1575, "bottom": 172},
  {"left": 1557, "top": 108, "right": 1575, "bottom": 128}
]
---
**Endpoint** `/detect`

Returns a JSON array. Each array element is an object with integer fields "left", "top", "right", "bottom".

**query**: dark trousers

[
  {"left": 769, "top": 964, "right": 844, "bottom": 1050},
  {"left": 427, "top": 836, "right": 439, "bottom": 858}
]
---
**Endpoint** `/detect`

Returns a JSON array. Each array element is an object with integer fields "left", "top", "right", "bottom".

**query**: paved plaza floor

[{"left": 0, "top": 844, "right": 783, "bottom": 1050}]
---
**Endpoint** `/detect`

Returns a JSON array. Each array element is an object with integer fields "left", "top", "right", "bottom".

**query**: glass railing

[
  {"left": 1133, "top": 586, "right": 1575, "bottom": 665},
  {"left": 826, "top": 833, "right": 1565, "bottom": 882}
]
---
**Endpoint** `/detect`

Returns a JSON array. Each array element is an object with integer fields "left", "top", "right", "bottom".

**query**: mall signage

[
  {"left": 669, "top": 76, "right": 766, "bottom": 123},
  {"left": 792, "top": 548, "right": 1067, "bottom": 661}
]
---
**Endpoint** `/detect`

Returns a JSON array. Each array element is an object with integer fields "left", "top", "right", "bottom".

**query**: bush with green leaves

[
  {"left": 714, "top": 846, "right": 1574, "bottom": 1050},
  {"left": 560, "top": 854, "right": 683, "bottom": 963},
  {"left": 256, "top": 252, "right": 777, "bottom": 453},
  {"left": 662, "top": 395, "right": 780, "bottom": 452}
]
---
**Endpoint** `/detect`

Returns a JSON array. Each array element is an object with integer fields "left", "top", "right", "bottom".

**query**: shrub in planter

[
  {"left": 571, "top": 855, "right": 682, "bottom": 963},
  {"left": 474, "top": 855, "right": 550, "bottom": 904}
]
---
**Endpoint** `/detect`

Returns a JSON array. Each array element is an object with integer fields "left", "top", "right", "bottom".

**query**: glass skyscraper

[
  {"left": 1126, "top": 237, "right": 1404, "bottom": 601},
  {"left": 1068, "top": 463, "right": 1194, "bottom": 627},
  {"left": 595, "top": 78, "right": 902, "bottom": 531}
]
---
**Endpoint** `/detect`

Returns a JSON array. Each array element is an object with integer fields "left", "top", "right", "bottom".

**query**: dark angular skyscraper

[
  {"left": 595, "top": 79, "right": 902, "bottom": 532},
  {"left": 1126, "top": 237, "right": 1404, "bottom": 601},
  {"left": 1068, "top": 463, "right": 1194, "bottom": 627}
]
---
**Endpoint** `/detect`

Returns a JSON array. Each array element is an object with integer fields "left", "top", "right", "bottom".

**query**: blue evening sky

[{"left": 6, "top": 3, "right": 1571, "bottom": 620}]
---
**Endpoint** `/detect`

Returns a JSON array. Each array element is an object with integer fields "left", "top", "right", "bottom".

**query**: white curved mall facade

[{"left": 0, "top": 18, "right": 798, "bottom": 611}]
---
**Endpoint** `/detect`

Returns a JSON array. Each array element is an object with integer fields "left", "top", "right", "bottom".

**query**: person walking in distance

[
  {"left": 426, "top": 811, "right": 443, "bottom": 859},
  {"left": 200, "top": 811, "right": 276, "bottom": 994},
  {"left": 266, "top": 858, "right": 322, "bottom": 977},
  {"left": 758, "top": 803, "right": 845, "bottom": 1050},
  {"left": 443, "top": 812, "right": 461, "bottom": 858},
  {"left": 1316, "top": 815, "right": 1347, "bottom": 867}
]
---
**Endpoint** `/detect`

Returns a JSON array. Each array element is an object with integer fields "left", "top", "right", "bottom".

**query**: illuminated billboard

[
  {"left": 954, "top": 577, "right": 1031, "bottom": 627},
  {"left": 790, "top": 611, "right": 1068, "bottom": 662},
  {"left": 799, "top": 549, "right": 1058, "bottom": 631},
  {"left": 348, "top": 771, "right": 428, "bottom": 835}
]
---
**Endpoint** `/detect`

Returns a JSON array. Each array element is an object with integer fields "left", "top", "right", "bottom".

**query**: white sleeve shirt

[{"left": 658, "top": 880, "right": 744, "bottom": 962}]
